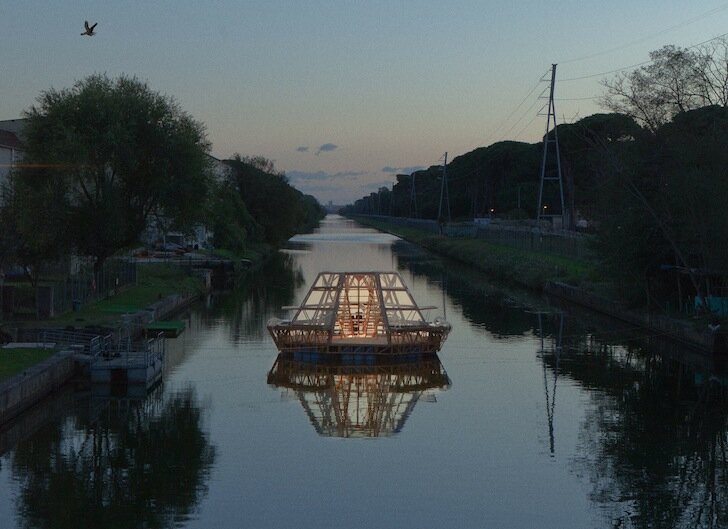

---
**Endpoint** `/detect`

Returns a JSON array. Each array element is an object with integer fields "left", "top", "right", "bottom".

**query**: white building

[{"left": 0, "top": 119, "right": 25, "bottom": 191}]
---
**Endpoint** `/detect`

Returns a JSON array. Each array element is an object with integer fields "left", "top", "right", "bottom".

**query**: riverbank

[
  {"left": 353, "top": 216, "right": 593, "bottom": 289},
  {"left": 0, "top": 245, "right": 275, "bottom": 426},
  {"left": 351, "top": 215, "right": 725, "bottom": 354}
]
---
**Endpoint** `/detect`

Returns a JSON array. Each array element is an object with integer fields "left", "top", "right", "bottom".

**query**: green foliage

[
  {"left": 0, "top": 172, "right": 70, "bottom": 285},
  {"left": 225, "top": 155, "right": 325, "bottom": 246},
  {"left": 345, "top": 41, "right": 727, "bottom": 310},
  {"left": 556, "top": 113, "right": 644, "bottom": 219},
  {"left": 655, "top": 106, "right": 728, "bottom": 273},
  {"left": 208, "top": 179, "right": 260, "bottom": 253},
  {"left": 343, "top": 141, "right": 541, "bottom": 220},
  {"left": 19, "top": 74, "right": 211, "bottom": 270},
  {"left": 357, "top": 217, "right": 592, "bottom": 289}
]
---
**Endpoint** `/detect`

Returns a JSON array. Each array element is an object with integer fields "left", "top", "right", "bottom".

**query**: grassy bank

[
  {"left": 49, "top": 264, "right": 208, "bottom": 327},
  {"left": 0, "top": 348, "right": 55, "bottom": 382},
  {"left": 356, "top": 217, "right": 595, "bottom": 290}
]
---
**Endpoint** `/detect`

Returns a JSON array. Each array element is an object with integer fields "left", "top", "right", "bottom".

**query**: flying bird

[{"left": 81, "top": 21, "right": 97, "bottom": 36}]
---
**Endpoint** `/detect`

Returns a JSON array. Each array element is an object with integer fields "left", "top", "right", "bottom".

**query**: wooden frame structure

[{"left": 267, "top": 272, "right": 451, "bottom": 355}]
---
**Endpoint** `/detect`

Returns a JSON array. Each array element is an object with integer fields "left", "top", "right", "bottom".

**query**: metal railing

[{"left": 39, "top": 329, "right": 113, "bottom": 358}]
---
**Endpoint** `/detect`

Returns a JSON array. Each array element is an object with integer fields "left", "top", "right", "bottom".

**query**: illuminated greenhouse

[{"left": 267, "top": 272, "right": 451, "bottom": 356}]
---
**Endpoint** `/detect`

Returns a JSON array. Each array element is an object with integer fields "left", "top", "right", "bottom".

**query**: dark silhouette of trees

[
  {"left": 225, "top": 155, "right": 325, "bottom": 246},
  {"left": 342, "top": 39, "right": 728, "bottom": 311},
  {"left": 18, "top": 74, "right": 212, "bottom": 271},
  {"left": 588, "top": 106, "right": 728, "bottom": 307},
  {"left": 10, "top": 387, "right": 215, "bottom": 529},
  {"left": 601, "top": 38, "right": 728, "bottom": 132},
  {"left": 0, "top": 171, "right": 69, "bottom": 286}
]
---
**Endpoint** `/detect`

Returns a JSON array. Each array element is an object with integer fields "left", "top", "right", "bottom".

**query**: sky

[{"left": 2, "top": 1, "right": 728, "bottom": 204}]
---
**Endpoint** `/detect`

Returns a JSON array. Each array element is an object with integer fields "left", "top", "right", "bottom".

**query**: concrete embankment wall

[
  {"left": 0, "top": 351, "right": 75, "bottom": 426},
  {"left": 0, "top": 384, "right": 74, "bottom": 456}
]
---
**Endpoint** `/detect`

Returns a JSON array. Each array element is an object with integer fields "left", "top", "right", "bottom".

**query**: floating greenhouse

[{"left": 267, "top": 272, "right": 451, "bottom": 356}]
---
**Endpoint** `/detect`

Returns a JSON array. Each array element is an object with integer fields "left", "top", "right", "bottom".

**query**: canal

[{"left": 1, "top": 214, "right": 727, "bottom": 528}]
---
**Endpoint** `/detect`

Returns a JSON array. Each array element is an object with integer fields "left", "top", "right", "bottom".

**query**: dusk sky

[{"left": 2, "top": 1, "right": 727, "bottom": 204}]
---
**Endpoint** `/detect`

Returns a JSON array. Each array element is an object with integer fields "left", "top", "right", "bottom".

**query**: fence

[
  {"left": 52, "top": 259, "right": 137, "bottom": 316},
  {"left": 359, "top": 215, "right": 592, "bottom": 261},
  {"left": 473, "top": 223, "right": 591, "bottom": 261},
  {"left": 1, "top": 259, "right": 137, "bottom": 320}
]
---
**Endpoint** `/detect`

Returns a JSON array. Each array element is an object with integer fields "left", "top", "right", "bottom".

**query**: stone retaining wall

[{"left": 0, "top": 350, "right": 75, "bottom": 426}]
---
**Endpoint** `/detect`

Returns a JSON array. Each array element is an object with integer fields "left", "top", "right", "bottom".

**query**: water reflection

[
  {"left": 391, "top": 239, "right": 546, "bottom": 337},
  {"left": 10, "top": 386, "right": 215, "bottom": 529},
  {"left": 199, "top": 252, "right": 304, "bottom": 343},
  {"left": 393, "top": 232, "right": 728, "bottom": 527},
  {"left": 267, "top": 353, "right": 450, "bottom": 437},
  {"left": 532, "top": 308, "right": 728, "bottom": 528}
]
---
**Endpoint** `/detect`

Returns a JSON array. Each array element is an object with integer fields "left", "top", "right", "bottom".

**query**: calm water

[{"left": 1, "top": 215, "right": 728, "bottom": 529}]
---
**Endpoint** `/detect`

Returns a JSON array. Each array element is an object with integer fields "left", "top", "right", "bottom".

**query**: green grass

[
  {"left": 357, "top": 217, "right": 596, "bottom": 290},
  {"left": 50, "top": 263, "right": 207, "bottom": 326},
  {"left": 0, "top": 348, "right": 55, "bottom": 382},
  {"left": 212, "top": 241, "right": 272, "bottom": 263}
]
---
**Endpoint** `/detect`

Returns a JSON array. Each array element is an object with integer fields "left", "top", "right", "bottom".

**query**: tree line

[
  {"left": 342, "top": 39, "right": 728, "bottom": 310},
  {"left": 0, "top": 74, "right": 325, "bottom": 285}
]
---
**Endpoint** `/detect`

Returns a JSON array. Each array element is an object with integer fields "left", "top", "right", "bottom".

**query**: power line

[
  {"left": 471, "top": 70, "right": 550, "bottom": 151},
  {"left": 558, "top": 30, "right": 728, "bottom": 82},
  {"left": 512, "top": 112, "right": 541, "bottom": 141},
  {"left": 558, "top": 2, "right": 728, "bottom": 65},
  {"left": 555, "top": 96, "right": 599, "bottom": 101},
  {"left": 559, "top": 59, "right": 653, "bottom": 82},
  {"left": 499, "top": 94, "right": 546, "bottom": 141}
]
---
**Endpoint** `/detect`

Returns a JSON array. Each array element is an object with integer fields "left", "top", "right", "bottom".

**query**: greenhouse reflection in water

[{"left": 267, "top": 353, "right": 450, "bottom": 437}]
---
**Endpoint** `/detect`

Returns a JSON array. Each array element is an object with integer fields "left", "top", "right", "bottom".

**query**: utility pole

[
  {"left": 537, "top": 64, "right": 567, "bottom": 230},
  {"left": 437, "top": 152, "right": 450, "bottom": 222},
  {"left": 409, "top": 173, "right": 418, "bottom": 218}
]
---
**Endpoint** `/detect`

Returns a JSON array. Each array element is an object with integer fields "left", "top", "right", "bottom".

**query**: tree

[
  {"left": 654, "top": 106, "right": 728, "bottom": 275},
  {"left": 226, "top": 155, "right": 325, "bottom": 246},
  {"left": 207, "top": 177, "right": 260, "bottom": 253},
  {"left": 0, "top": 171, "right": 70, "bottom": 287},
  {"left": 556, "top": 113, "right": 644, "bottom": 220},
  {"left": 19, "top": 74, "right": 212, "bottom": 270},
  {"left": 601, "top": 39, "right": 728, "bottom": 132},
  {"left": 587, "top": 106, "right": 728, "bottom": 308}
]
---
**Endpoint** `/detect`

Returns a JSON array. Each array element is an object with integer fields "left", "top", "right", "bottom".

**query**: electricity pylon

[
  {"left": 437, "top": 152, "right": 450, "bottom": 222},
  {"left": 537, "top": 64, "right": 567, "bottom": 230}
]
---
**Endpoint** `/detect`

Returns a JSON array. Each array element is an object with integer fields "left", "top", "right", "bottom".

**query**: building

[
  {"left": 0, "top": 119, "right": 25, "bottom": 191},
  {"left": 140, "top": 154, "right": 231, "bottom": 249}
]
